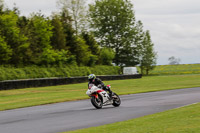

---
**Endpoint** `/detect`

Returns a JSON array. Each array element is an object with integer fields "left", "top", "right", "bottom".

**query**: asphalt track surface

[{"left": 1, "top": 87, "right": 200, "bottom": 133}]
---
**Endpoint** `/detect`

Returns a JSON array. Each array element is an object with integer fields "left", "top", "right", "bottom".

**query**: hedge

[{"left": 0, "top": 65, "right": 121, "bottom": 81}]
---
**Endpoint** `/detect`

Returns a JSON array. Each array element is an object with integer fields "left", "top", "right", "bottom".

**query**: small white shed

[{"left": 123, "top": 67, "right": 138, "bottom": 75}]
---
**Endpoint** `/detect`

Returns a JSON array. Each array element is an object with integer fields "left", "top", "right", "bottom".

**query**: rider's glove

[{"left": 97, "top": 84, "right": 102, "bottom": 88}]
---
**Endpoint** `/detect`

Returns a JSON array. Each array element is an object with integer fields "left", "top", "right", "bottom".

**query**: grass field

[
  {"left": 1, "top": 74, "right": 200, "bottom": 111},
  {"left": 148, "top": 64, "right": 200, "bottom": 75},
  {"left": 65, "top": 103, "right": 200, "bottom": 133}
]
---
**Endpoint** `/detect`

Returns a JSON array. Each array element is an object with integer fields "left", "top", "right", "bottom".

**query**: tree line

[{"left": 0, "top": 0, "right": 157, "bottom": 75}]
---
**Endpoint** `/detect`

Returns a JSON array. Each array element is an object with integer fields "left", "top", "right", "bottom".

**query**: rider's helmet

[{"left": 88, "top": 74, "right": 96, "bottom": 82}]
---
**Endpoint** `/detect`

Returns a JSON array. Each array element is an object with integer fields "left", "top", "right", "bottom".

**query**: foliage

[
  {"left": 51, "top": 14, "right": 66, "bottom": 50},
  {"left": 99, "top": 47, "right": 115, "bottom": 66},
  {"left": 116, "top": 21, "right": 145, "bottom": 67},
  {"left": 82, "top": 32, "right": 100, "bottom": 66},
  {"left": 87, "top": 55, "right": 98, "bottom": 67},
  {"left": 118, "top": 43, "right": 139, "bottom": 67},
  {"left": 58, "top": 0, "right": 88, "bottom": 35},
  {"left": 40, "top": 49, "right": 69, "bottom": 65},
  {"left": 25, "top": 14, "right": 53, "bottom": 65},
  {"left": 0, "top": 11, "right": 29, "bottom": 65},
  {"left": 0, "top": 36, "right": 12, "bottom": 63},
  {"left": 139, "top": 30, "right": 157, "bottom": 75},
  {"left": 168, "top": 56, "right": 181, "bottom": 65},
  {"left": 89, "top": 0, "right": 136, "bottom": 66},
  {"left": 60, "top": 11, "right": 91, "bottom": 66},
  {"left": 132, "top": 20, "right": 145, "bottom": 65},
  {"left": 0, "top": 0, "right": 4, "bottom": 13},
  {"left": 82, "top": 32, "right": 100, "bottom": 56},
  {"left": 0, "top": 1, "right": 157, "bottom": 74},
  {"left": 74, "top": 37, "right": 92, "bottom": 66}
]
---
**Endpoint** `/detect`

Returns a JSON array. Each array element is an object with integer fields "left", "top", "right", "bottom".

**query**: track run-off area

[{"left": 0, "top": 87, "right": 200, "bottom": 133}]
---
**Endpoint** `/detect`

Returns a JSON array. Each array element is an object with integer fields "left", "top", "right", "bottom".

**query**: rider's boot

[
  {"left": 104, "top": 86, "right": 114, "bottom": 98},
  {"left": 108, "top": 90, "right": 114, "bottom": 98}
]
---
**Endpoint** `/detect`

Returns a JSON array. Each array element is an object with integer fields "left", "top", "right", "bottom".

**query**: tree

[
  {"left": 51, "top": 14, "right": 67, "bottom": 50},
  {"left": 118, "top": 43, "right": 138, "bottom": 66},
  {"left": 134, "top": 21, "right": 145, "bottom": 62},
  {"left": 59, "top": 10, "right": 92, "bottom": 66},
  {"left": 0, "top": 2, "right": 13, "bottom": 64},
  {"left": 57, "top": 0, "right": 88, "bottom": 35},
  {"left": 73, "top": 37, "right": 92, "bottom": 66},
  {"left": 82, "top": 32, "right": 100, "bottom": 56},
  {"left": 24, "top": 13, "right": 72, "bottom": 66},
  {"left": 115, "top": 21, "right": 145, "bottom": 67},
  {"left": 40, "top": 48, "right": 70, "bottom": 66},
  {"left": 25, "top": 13, "right": 54, "bottom": 65},
  {"left": 0, "top": 36, "right": 12, "bottom": 63},
  {"left": 60, "top": 10, "right": 77, "bottom": 53},
  {"left": 0, "top": 0, "right": 3, "bottom": 14},
  {"left": 17, "top": 16, "right": 29, "bottom": 33},
  {"left": 99, "top": 47, "right": 115, "bottom": 66},
  {"left": 139, "top": 31, "right": 157, "bottom": 75},
  {"left": 89, "top": 0, "right": 136, "bottom": 66},
  {"left": 0, "top": 11, "right": 29, "bottom": 65},
  {"left": 82, "top": 32, "right": 100, "bottom": 66},
  {"left": 168, "top": 56, "right": 181, "bottom": 65}
]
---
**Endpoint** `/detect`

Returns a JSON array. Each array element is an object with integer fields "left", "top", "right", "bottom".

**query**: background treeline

[
  {"left": 0, "top": 7, "right": 113, "bottom": 67},
  {"left": 0, "top": 0, "right": 157, "bottom": 77}
]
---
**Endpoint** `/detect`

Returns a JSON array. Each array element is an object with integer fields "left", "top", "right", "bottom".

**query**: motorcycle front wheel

[
  {"left": 112, "top": 93, "right": 121, "bottom": 107},
  {"left": 91, "top": 95, "right": 102, "bottom": 109}
]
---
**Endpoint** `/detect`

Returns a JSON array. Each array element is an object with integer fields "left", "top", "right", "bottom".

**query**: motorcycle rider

[{"left": 88, "top": 74, "right": 114, "bottom": 97}]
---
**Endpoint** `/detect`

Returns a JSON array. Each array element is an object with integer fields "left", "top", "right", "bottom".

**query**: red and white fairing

[{"left": 86, "top": 84, "right": 110, "bottom": 104}]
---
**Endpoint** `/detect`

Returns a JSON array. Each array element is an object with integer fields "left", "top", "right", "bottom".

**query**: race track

[{"left": 1, "top": 87, "right": 200, "bottom": 133}]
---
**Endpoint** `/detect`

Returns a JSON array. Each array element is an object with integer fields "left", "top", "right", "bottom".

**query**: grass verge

[
  {"left": 64, "top": 103, "right": 200, "bottom": 133},
  {"left": 147, "top": 64, "right": 200, "bottom": 75},
  {"left": 0, "top": 74, "right": 200, "bottom": 111}
]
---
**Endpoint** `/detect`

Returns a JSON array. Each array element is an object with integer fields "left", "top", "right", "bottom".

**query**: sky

[{"left": 3, "top": 0, "right": 200, "bottom": 65}]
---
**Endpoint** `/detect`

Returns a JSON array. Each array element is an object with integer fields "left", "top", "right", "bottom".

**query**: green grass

[
  {"left": 1, "top": 74, "right": 200, "bottom": 111},
  {"left": 148, "top": 64, "right": 200, "bottom": 75},
  {"left": 65, "top": 103, "right": 200, "bottom": 133}
]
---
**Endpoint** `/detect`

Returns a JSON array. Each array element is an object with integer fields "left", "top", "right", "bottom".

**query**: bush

[{"left": 99, "top": 48, "right": 115, "bottom": 65}]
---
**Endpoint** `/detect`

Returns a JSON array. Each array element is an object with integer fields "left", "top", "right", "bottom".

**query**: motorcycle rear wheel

[{"left": 91, "top": 95, "right": 102, "bottom": 109}]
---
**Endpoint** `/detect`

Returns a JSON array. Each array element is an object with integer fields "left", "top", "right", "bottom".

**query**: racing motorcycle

[{"left": 86, "top": 84, "right": 121, "bottom": 109}]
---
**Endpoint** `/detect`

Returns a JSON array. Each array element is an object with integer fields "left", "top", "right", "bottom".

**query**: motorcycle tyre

[
  {"left": 91, "top": 95, "right": 102, "bottom": 109},
  {"left": 112, "top": 93, "right": 121, "bottom": 107}
]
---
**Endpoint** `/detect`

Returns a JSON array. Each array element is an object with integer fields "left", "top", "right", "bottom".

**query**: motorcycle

[{"left": 86, "top": 84, "right": 121, "bottom": 109}]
